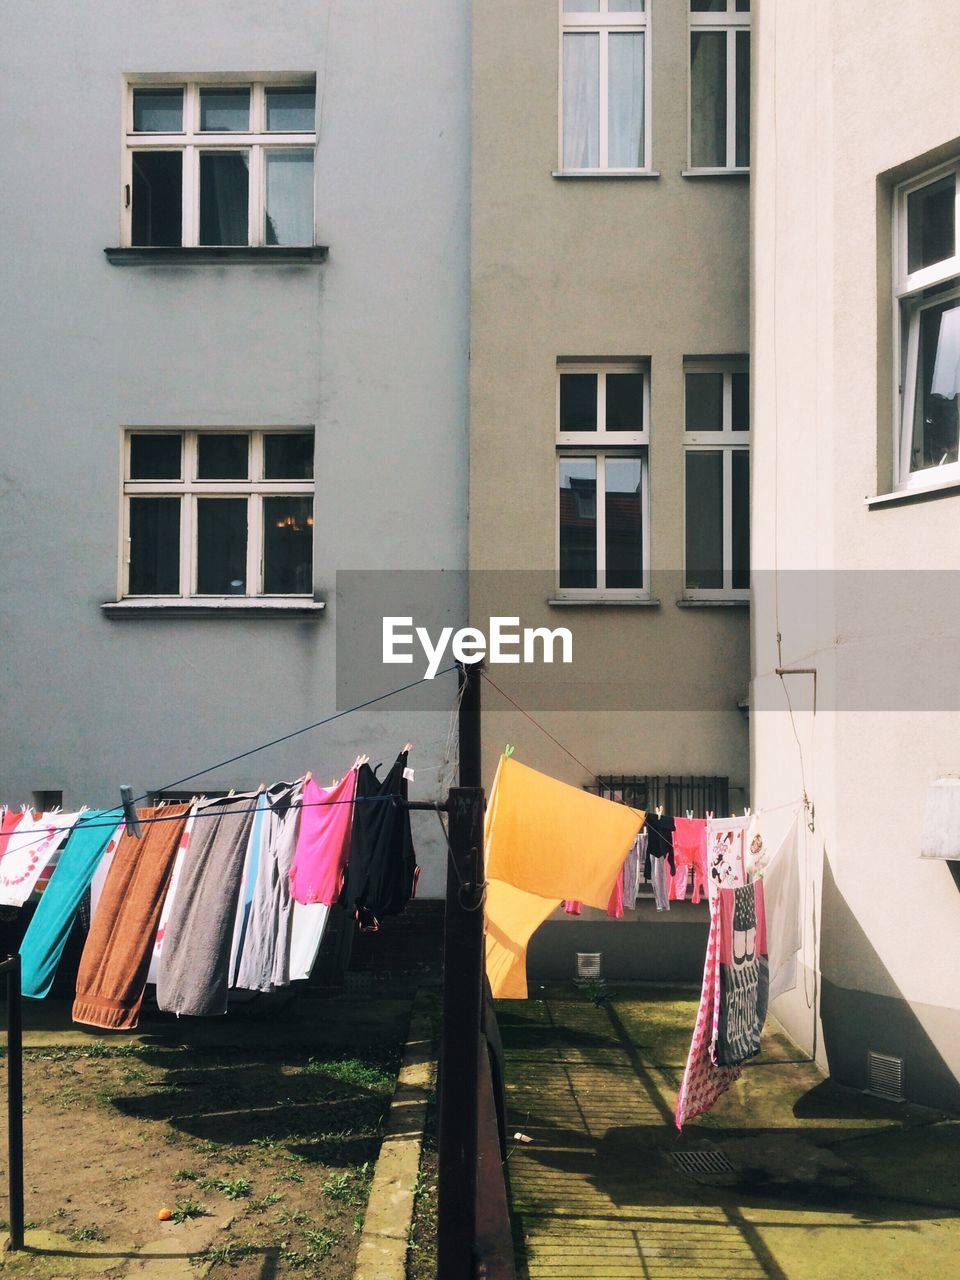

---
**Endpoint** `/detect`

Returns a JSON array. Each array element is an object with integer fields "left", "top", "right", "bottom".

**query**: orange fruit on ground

[{"left": 157, "top": 1208, "right": 173, "bottom": 1221}]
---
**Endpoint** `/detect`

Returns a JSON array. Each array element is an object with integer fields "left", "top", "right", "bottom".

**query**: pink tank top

[{"left": 289, "top": 771, "right": 357, "bottom": 906}]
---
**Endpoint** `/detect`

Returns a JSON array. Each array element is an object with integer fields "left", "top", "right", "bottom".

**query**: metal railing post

[{"left": 3, "top": 955, "right": 24, "bottom": 1252}]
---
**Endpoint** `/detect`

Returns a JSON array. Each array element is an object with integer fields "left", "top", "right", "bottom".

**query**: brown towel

[{"left": 73, "top": 804, "right": 189, "bottom": 1030}]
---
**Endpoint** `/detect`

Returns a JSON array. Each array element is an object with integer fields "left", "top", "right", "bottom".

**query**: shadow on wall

[{"left": 820, "top": 852, "right": 960, "bottom": 1111}]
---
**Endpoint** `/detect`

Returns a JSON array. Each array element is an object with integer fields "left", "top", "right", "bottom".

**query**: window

[
  {"left": 121, "top": 430, "right": 315, "bottom": 599},
  {"left": 123, "top": 80, "right": 316, "bottom": 248},
  {"left": 683, "top": 361, "right": 749, "bottom": 597},
  {"left": 688, "top": 0, "right": 750, "bottom": 172},
  {"left": 560, "top": 0, "right": 651, "bottom": 173},
  {"left": 895, "top": 160, "right": 960, "bottom": 488},
  {"left": 556, "top": 363, "right": 649, "bottom": 595}
]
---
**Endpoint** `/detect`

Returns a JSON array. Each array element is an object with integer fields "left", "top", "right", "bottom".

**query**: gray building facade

[{"left": 0, "top": 1, "right": 471, "bottom": 897}]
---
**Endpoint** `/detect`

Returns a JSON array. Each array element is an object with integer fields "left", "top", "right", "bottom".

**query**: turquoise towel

[{"left": 20, "top": 809, "right": 123, "bottom": 999}]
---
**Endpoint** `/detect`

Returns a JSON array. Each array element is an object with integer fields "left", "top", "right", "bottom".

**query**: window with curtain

[
  {"left": 689, "top": 0, "right": 750, "bottom": 172},
  {"left": 561, "top": 1, "right": 649, "bottom": 172},
  {"left": 683, "top": 361, "right": 750, "bottom": 597},
  {"left": 556, "top": 362, "right": 650, "bottom": 596},
  {"left": 895, "top": 161, "right": 960, "bottom": 489},
  {"left": 125, "top": 80, "right": 316, "bottom": 248},
  {"left": 122, "top": 430, "right": 315, "bottom": 598}
]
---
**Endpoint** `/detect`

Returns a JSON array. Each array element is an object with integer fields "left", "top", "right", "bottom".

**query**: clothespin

[
  {"left": 304, "top": 770, "right": 312, "bottom": 784},
  {"left": 686, "top": 809, "right": 694, "bottom": 820},
  {"left": 504, "top": 744, "right": 516, "bottom": 759},
  {"left": 402, "top": 741, "right": 414, "bottom": 754},
  {"left": 656, "top": 804, "right": 664, "bottom": 818},
  {"left": 744, "top": 806, "right": 752, "bottom": 818},
  {"left": 706, "top": 810, "right": 714, "bottom": 821},
  {"left": 120, "top": 785, "right": 141, "bottom": 839}
]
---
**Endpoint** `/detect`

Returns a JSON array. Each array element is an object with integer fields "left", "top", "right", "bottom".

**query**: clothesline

[{"left": 0, "top": 791, "right": 446, "bottom": 839}]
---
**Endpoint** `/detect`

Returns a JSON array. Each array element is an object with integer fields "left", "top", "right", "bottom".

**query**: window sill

[
  {"left": 547, "top": 596, "right": 661, "bottom": 608},
  {"left": 104, "top": 246, "right": 329, "bottom": 265},
  {"left": 681, "top": 167, "right": 750, "bottom": 179},
  {"left": 101, "top": 598, "right": 326, "bottom": 619},
  {"left": 551, "top": 170, "right": 660, "bottom": 180},
  {"left": 676, "top": 597, "right": 750, "bottom": 608},
  {"left": 866, "top": 477, "right": 960, "bottom": 508}
]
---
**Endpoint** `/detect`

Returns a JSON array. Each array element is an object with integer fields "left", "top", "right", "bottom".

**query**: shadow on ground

[{"left": 499, "top": 987, "right": 960, "bottom": 1280}]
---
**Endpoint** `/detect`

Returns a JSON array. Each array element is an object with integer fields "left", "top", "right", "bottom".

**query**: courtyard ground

[
  {"left": 0, "top": 989, "right": 415, "bottom": 1278},
  {"left": 500, "top": 984, "right": 960, "bottom": 1280}
]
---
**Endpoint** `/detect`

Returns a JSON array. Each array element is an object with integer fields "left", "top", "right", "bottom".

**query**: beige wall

[
  {"left": 470, "top": 0, "right": 751, "bottom": 796},
  {"left": 752, "top": 0, "right": 960, "bottom": 1106}
]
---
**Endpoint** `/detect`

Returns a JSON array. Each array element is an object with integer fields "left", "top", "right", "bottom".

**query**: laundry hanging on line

[{"left": 3, "top": 744, "right": 422, "bottom": 1025}]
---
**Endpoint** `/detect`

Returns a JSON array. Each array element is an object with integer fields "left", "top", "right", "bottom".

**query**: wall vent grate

[
  {"left": 867, "top": 1050, "right": 904, "bottom": 1100},
  {"left": 667, "top": 1149, "right": 735, "bottom": 1176},
  {"left": 576, "top": 952, "right": 602, "bottom": 979}
]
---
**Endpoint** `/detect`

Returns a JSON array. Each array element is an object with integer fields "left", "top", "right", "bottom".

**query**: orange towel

[
  {"left": 484, "top": 757, "right": 644, "bottom": 998},
  {"left": 73, "top": 804, "right": 189, "bottom": 1030}
]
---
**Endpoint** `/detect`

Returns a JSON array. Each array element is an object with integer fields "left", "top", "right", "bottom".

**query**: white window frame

[
  {"left": 687, "top": 1, "right": 750, "bottom": 175},
  {"left": 120, "top": 428, "right": 315, "bottom": 600},
  {"left": 555, "top": 362, "right": 651, "bottom": 599},
  {"left": 683, "top": 360, "right": 750, "bottom": 600},
  {"left": 559, "top": 1, "right": 653, "bottom": 175},
  {"left": 121, "top": 77, "right": 317, "bottom": 248},
  {"left": 893, "top": 158, "right": 960, "bottom": 490}
]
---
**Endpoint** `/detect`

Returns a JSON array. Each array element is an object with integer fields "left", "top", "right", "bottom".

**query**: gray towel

[
  {"left": 156, "top": 792, "right": 259, "bottom": 1016},
  {"left": 235, "top": 781, "right": 302, "bottom": 992}
]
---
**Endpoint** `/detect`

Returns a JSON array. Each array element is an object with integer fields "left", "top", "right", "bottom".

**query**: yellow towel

[{"left": 483, "top": 756, "right": 644, "bottom": 998}]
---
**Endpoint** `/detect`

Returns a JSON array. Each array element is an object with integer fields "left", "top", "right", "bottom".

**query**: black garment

[
  {"left": 343, "top": 751, "right": 418, "bottom": 930},
  {"left": 643, "top": 814, "right": 676, "bottom": 879}
]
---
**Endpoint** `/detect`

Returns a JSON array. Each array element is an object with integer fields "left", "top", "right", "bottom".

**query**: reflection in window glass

[
  {"left": 130, "top": 435, "right": 182, "bottom": 480},
  {"left": 732, "top": 450, "right": 750, "bottom": 589},
  {"left": 605, "top": 458, "right": 643, "bottom": 588},
  {"left": 691, "top": 0, "right": 727, "bottom": 12},
  {"left": 200, "top": 89, "right": 250, "bottom": 132},
  {"left": 197, "top": 499, "right": 247, "bottom": 594},
  {"left": 199, "top": 152, "right": 249, "bottom": 245},
  {"left": 564, "top": 0, "right": 600, "bottom": 10},
  {"left": 129, "top": 498, "right": 180, "bottom": 594},
  {"left": 559, "top": 459, "right": 597, "bottom": 588},
  {"left": 609, "top": 0, "right": 644, "bottom": 9},
  {"left": 606, "top": 373, "right": 645, "bottom": 430},
  {"left": 735, "top": 30, "right": 750, "bottom": 167},
  {"left": 691, "top": 31, "right": 726, "bottom": 168},
  {"left": 907, "top": 176, "right": 955, "bottom": 273},
  {"left": 910, "top": 297, "right": 960, "bottom": 472},
  {"left": 563, "top": 33, "right": 600, "bottom": 168},
  {"left": 197, "top": 434, "right": 249, "bottom": 480},
  {"left": 133, "top": 89, "right": 183, "bottom": 132},
  {"left": 686, "top": 372, "right": 723, "bottom": 430},
  {"left": 264, "top": 497, "right": 313, "bottom": 593},
  {"left": 265, "top": 150, "right": 314, "bottom": 246},
  {"left": 608, "top": 33, "right": 644, "bottom": 168},
  {"left": 560, "top": 374, "right": 598, "bottom": 431},
  {"left": 132, "top": 152, "right": 182, "bottom": 247},
  {"left": 685, "top": 451, "right": 723, "bottom": 589},
  {"left": 732, "top": 371, "right": 750, "bottom": 429},
  {"left": 265, "top": 88, "right": 316, "bottom": 132},
  {"left": 264, "top": 433, "right": 314, "bottom": 480}
]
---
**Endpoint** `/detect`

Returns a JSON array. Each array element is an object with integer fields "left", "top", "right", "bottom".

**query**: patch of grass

[
  {"left": 221, "top": 1148, "right": 246, "bottom": 1165},
  {"left": 247, "top": 1192, "right": 282, "bottom": 1213},
  {"left": 173, "top": 1168, "right": 201, "bottom": 1182},
  {"left": 171, "top": 1197, "right": 206, "bottom": 1223},
  {"left": 276, "top": 1207, "right": 309, "bottom": 1226},
  {"left": 198, "top": 1176, "right": 251, "bottom": 1200},
  {"left": 300, "top": 1055, "right": 396, "bottom": 1089},
  {"left": 283, "top": 1170, "right": 305, "bottom": 1185},
  {"left": 352, "top": 1211, "right": 365, "bottom": 1234},
  {"left": 322, "top": 1162, "right": 371, "bottom": 1207},
  {"left": 68, "top": 1225, "right": 106, "bottom": 1242},
  {"left": 303, "top": 1227, "right": 339, "bottom": 1258},
  {"left": 203, "top": 1241, "right": 257, "bottom": 1268}
]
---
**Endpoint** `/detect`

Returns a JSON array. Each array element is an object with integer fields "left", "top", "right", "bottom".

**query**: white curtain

[
  {"left": 265, "top": 149, "right": 314, "bottom": 246},
  {"left": 563, "top": 33, "right": 599, "bottom": 169},
  {"left": 608, "top": 32, "right": 644, "bottom": 168}
]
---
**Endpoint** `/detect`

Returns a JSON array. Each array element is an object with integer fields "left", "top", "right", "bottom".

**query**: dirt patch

[{"left": 0, "top": 997, "right": 409, "bottom": 1278}]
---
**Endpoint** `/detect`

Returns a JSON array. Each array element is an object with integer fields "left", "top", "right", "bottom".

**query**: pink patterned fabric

[
  {"left": 670, "top": 817, "right": 708, "bottom": 904},
  {"left": 675, "top": 896, "right": 742, "bottom": 1129},
  {"left": 289, "top": 772, "right": 357, "bottom": 906}
]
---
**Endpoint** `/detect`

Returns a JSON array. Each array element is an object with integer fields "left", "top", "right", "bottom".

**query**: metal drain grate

[
  {"left": 667, "top": 1149, "right": 735, "bottom": 1176},
  {"left": 867, "top": 1050, "right": 904, "bottom": 1100}
]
